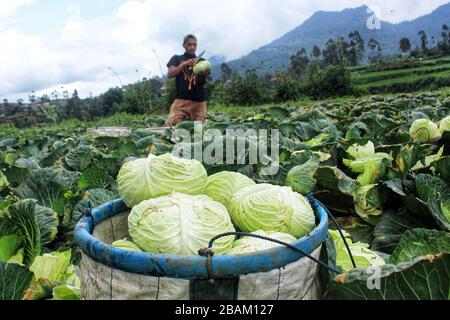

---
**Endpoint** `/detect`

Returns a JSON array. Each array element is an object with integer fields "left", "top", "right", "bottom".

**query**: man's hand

[
  {"left": 168, "top": 59, "right": 196, "bottom": 78},
  {"left": 182, "top": 59, "right": 196, "bottom": 68}
]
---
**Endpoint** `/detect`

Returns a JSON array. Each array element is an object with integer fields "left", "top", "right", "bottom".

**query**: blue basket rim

[{"left": 74, "top": 196, "right": 329, "bottom": 278}]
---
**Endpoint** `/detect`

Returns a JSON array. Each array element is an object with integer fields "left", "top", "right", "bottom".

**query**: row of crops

[{"left": 0, "top": 91, "right": 449, "bottom": 300}]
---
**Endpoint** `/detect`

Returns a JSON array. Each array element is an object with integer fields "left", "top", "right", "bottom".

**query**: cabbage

[
  {"left": 229, "top": 184, "right": 316, "bottom": 238},
  {"left": 117, "top": 153, "right": 207, "bottom": 207},
  {"left": 112, "top": 239, "right": 143, "bottom": 252},
  {"left": 347, "top": 141, "right": 376, "bottom": 159},
  {"left": 204, "top": 172, "right": 255, "bottom": 208},
  {"left": 0, "top": 171, "right": 9, "bottom": 191},
  {"left": 343, "top": 141, "right": 392, "bottom": 186},
  {"left": 411, "top": 146, "right": 445, "bottom": 171},
  {"left": 52, "top": 284, "right": 82, "bottom": 300},
  {"left": 227, "top": 230, "right": 296, "bottom": 255},
  {"left": 353, "top": 184, "right": 383, "bottom": 223},
  {"left": 440, "top": 115, "right": 450, "bottom": 134},
  {"left": 193, "top": 60, "right": 212, "bottom": 75},
  {"left": 329, "top": 230, "right": 385, "bottom": 273},
  {"left": 30, "top": 250, "right": 75, "bottom": 283},
  {"left": 409, "top": 119, "right": 442, "bottom": 143},
  {"left": 128, "top": 193, "right": 235, "bottom": 256}
]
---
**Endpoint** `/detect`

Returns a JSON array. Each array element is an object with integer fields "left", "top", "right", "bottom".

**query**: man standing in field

[{"left": 165, "top": 34, "right": 210, "bottom": 127}]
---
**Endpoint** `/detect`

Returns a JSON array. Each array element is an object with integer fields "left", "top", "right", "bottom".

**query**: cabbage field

[{"left": 0, "top": 90, "right": 449, "bottom": 300}]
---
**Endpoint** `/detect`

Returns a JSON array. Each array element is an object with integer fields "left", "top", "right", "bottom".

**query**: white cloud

[
  {"left": 0, "top": 0, "right": 35, "bottom": 31},
  {"left": 0, "top": 0, "right": 34, "bottom": 18},
  {"left": 1, "top": 0, "right": 449, "bottom": 101}
]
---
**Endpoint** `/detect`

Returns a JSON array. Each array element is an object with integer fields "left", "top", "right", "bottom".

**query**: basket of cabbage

[{"left": 75, "top": 153, "right": 329, "bottom": 300}]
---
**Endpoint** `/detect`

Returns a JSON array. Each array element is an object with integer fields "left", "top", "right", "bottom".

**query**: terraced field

[{"left": 352, "top": 57, "right": 450, "bottom": 93}]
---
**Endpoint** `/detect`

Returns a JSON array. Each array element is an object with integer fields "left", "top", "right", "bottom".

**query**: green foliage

[
  {"left": 223, "top": 70, "right": 271, "bottom": 106},
  {"left": 0, "top": 261, "right": 34, "bottom": 300},
  {"left": 389, "top": 228, "right": 450, "bottom": 264},
  {"left": 301, "top": 62, "right": 354, "bottom": 99}
]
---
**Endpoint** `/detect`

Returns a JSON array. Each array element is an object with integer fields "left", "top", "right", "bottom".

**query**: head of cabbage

[
  {"left": 193, "top": 60, "right": 212, "bottom": 75},
  {"left": 128, "top": 193, "right": 235, "bottom": 256},
  {"left": 439, "top": 115, "right": 450, "bottom": 134},
  {"left": 117, "top": 153, "right": 207, "bottom": 207},
  {"left": 204, "top": 171, "right": 255, "bottom": 208},
  {"left": 409, "top": 119, "right": 442, "bottom": 143},
  {"left": 227, "top": 230, "right": 296, "bottom": 255},
  {"left": 229, "top": 184, "right": 316, "bottom": 238}
]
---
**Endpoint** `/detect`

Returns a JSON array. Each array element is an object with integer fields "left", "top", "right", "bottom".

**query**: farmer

[{"left": 165, "top": 34, "right": 210, "bottom": 127}]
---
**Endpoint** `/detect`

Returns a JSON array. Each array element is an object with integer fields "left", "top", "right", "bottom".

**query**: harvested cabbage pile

[{"left": 114, "top": 153, "right": 317, "bottom": 256}]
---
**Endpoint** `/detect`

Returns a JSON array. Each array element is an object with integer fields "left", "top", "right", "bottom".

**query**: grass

[
  {"left": 351, "top": 55, "right": 450, "bottom": 91},
  {"left": 359, "top": 69, "right": 450, "bottom": 89},
  {"left": 352, "top": 56, "right": 450, "bottom": 92},
  {"left": 352, "top": 64, "right": 450, "bottom": 85}
]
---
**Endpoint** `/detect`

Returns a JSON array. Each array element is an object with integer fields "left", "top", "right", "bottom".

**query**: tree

[
  {"left": 312, "top": 45, "right": 321, "bottom": 60},
  {"left": 399, "top": 37, "right": 411, "bottom": 54},
  {"left": 323, "top": 37, "right": 350, "bottom": 66},
  {"left": 99, "top": 87, "right": 123, "bottom": 116},
  {"left": 289, "top": 48, "right": 310, "bottom": 78},
  {"left": 438, "top": 24, "right": 449, "bottom": 54},
  {"left": 348, "top": 31, "right": 365, "bottom": 66},
  {"left": 368, "top": 38, "right": 383, "bottom": 63},
  {"left": 224, "top": 70, "right": 269, "bottom": 106},
  {"left": 323, "top": 39, "right": 338, "bottom": 65},
  {"left": 418, "top": 30, "right": 428, "bottom": 52},
  {"left": 302, "top": 62, "right": 353, "bottom": 99},
  {"left": 221, "top": 63, "right": 233, "bottom": 82},
  {"left": 38, "top": 95, "right": 50, "bottom": 104},
  {"left": 28, "top": 91, "right": 37, "bottom": 105},
  {"left": 3, "top": 99, "right": 9, "bottom": 107}
]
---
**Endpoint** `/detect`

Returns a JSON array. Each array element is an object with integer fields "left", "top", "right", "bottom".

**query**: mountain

[
  {"left": 216, "top": 3, "right": 450, "bottom": 76},
  {"left": 208, "top": 55, "right": 226, "bottom": 66}
]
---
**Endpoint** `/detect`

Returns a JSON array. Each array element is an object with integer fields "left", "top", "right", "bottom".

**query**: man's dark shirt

[{"left": 167, "top": 52, "right": 207, "bottom": 102}]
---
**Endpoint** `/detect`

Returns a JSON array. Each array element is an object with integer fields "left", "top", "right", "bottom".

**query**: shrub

[{"left": 301, "top": 62, "right": 354, "bottom": 99}]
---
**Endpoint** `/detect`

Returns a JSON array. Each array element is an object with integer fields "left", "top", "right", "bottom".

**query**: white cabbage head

[
  {"left": 204, "top": 171, "right": 255, "bottom": 208},
  {"left": 439, "top": 115, "right": 450, "bottom": 134},
  {"left": 229, "top": 184, "right": 316, "bottom": 238},
  {"left": 128, "top": 193, "right": 235, "bottom": 256},
  {"left": 409, "top": 119, "right": 442, "bottom": 143},
  {"left": 117, "top": 153, "right": 207, "bottom": 207}
]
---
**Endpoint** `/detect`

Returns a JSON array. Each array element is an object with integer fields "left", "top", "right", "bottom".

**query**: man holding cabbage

[{"left": 165, "top": 34, "right": 212, "bottom": 127}]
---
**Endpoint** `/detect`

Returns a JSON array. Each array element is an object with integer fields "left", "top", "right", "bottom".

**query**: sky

[{"left": 1, "top": 0, "right": 449, "bottom": 102}]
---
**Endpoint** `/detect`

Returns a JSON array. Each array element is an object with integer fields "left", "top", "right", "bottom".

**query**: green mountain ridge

[{"left": 213, "top": 3, "right": 450, "bottom": 77}]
